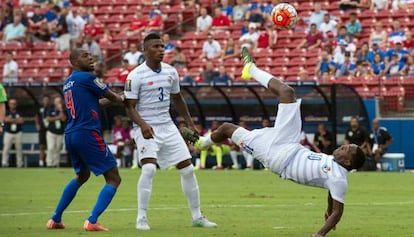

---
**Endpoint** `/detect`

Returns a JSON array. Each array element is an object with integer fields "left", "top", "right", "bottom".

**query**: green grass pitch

[{"left": 0, "top": 169, "right": 413, "bottom": 237}]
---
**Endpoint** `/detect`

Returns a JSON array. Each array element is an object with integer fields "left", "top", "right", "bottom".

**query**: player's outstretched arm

[
  {"left": 313, "top": 192, "right": 343, "bottom": 237},
  {"left": 99, "top": 91, "right": 125, "bottom": 107},
  {"left": 124, "top": 98, "right": 154, "bottom": 139}
]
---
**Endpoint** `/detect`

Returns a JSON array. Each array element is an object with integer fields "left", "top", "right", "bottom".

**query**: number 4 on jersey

[{"left": 64, "top": 90, "right": 76, "bottom": 119}]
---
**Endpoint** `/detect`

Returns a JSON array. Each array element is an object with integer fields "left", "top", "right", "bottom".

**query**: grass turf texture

[{"left": 0, "top": 169, "right": 413, "bottom": 237}]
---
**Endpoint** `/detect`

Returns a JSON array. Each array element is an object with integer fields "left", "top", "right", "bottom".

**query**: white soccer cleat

[
  {"left": 192, "top": 216, "right": 217, "bottom": 228},
  {"left": 136, "top": 217, "right": 150, "bottom": 231}
]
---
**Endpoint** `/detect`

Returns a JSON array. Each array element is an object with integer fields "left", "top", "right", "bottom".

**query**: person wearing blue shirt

[
  {"left": 386, "top": 41, "right": 409, "bottom": 64},
  {"left": 213, "top": 65, "right": 232, "bottom": 83},
  {"left": 370, "top": 53, "right": 386, "bottom": 76},
  {"left": 46, "top": 49, "right": 125, "bottom": 231},
  {"left": 336, "top": 52, "right": 356, "bottom": 77},
  {"left": 316, "top": 50, "right": 336, "bottom": 78},
  {"left": 385, "top": 53, "right": 405, "bottom": 76},
  {"left": 221, "top": 0, "right": 233, "bottom": 17},
  {"left": 367, "top": 43, "right": 385, "bottom": 63}
]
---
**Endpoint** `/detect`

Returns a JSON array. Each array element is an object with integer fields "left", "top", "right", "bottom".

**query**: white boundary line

[{"left": 1, "top": 201, "right": 413, "bottom": 217}]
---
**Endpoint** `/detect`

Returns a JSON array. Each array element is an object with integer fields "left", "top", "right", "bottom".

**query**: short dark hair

[
  {"left": 143, "top": 32, "right": 161, "bottom": 44},
  {"left": 351, "top": 146, "right": 366, "bottom": 169}
]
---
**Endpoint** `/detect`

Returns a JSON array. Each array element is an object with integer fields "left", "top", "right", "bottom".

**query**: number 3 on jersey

[
  {"left": 158, "top": 87, "right": 164, "bottom": 101},
  {"left": 64, "top": 90, "right": 75, "bottom": 119}
]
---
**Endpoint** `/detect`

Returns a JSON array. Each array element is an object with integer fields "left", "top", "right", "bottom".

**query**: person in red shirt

[
  {"left": 117, "top": 59, "right": 135, "bottom": 83},
  {"left": 257, "top": 23, "right": 277, "bottom": 49},
  {"left": 211, "top": 6, "right": 230, "bottom": 30},
  {"left": 147, "top": 10, "right": 163, "bottom": 32},
  {"left": 126, "top": 6, "right": 148, "bottom": 34},
  {"left": 403, "top": 31, "right": 414, "bottom": 50},
  {"left": 297, "top": 23, "right": 323, "bottom": 49},
  {"left": 83, "top": 17, "right": 103, "bottom": 39}
]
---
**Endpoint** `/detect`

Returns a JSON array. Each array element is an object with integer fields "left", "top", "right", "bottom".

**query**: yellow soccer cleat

[{"left": 241, "top": 47, "right": 255, "bottom": 80}]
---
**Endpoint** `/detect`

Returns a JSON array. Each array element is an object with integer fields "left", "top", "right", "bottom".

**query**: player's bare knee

[
  {"left": 77, "top": 170, "right": 91, "bottom": 184},
  {"left": 279, "top": 85, "right": 296, "bottom": 103}
]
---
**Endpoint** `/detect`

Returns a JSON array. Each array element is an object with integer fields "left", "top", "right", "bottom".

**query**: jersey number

[
  {"left": 158, "top": 87, "right": 164, "bottom": 101},
  {"left": 64, "top": 90, "right": 75, "bottom": 119}
]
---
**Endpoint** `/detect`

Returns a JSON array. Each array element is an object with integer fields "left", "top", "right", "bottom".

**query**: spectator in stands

[
  {"left": 162, "top": 33, "right": 175, "bottom": 53},
  {"left": 212, "top": 6, "right": 231, "bottom": 30},
  {"left": 213, "top": 65, "right": 232, "bottom": 83},
  {"left": 82, "top": 34, "right": 103, "bottom": 65},
  {"left": 403, "top": 31, "right": 414, "bottom": 50},
  {"left": 221, "top": 38, "right": 239, "bottom": 60},
  {"left": 200, "top": 61, "right": 219, "bottom": 83},
  {"left": 353, "top": 60, "right": 373, "bottom": 77},
  {"left": 313, "top": 124, "right": 335, "bottom": 155},
  {"left": 100, "top": 28, "right": 112, "bottom": 44},
  {"left": 28, "top": 5, "right": 47, "bottom": 37},
  {"left": 388, "top": 21, "right": 405, "bottom": 47},
  {"left": 370, "top": 53, "right": 386, "bottom": 76},
  {"left": 196, "top": 7, "right": 212, "bottom": 33},
  {"left": 170, "top": 46, "right": 187, "bottom": 68},
  {"left": 385, "top": 41, "right": 409, "bottom": 64},
  {"left": 123, "top": 43, "right": 143, "bottom": 68},
  {"left": 355, "top": 42, "right": 370, "bottom": 62},
  {"left": 2, "top": 52, "right": 18, "bottom": 83},
  {"left": 117, "top": 59, "right": 134, "bottom": 83},
  {"left": 392, "top": 0, "right": 414, "bottom": 9},
  {"left": 369, "top": 22, "right": 387, "bottom": 48},
  {"left": 66, "top": 7, "right": 86, "bottom": 48},
  {"left": 232, "top": 0, "right": 249, "bottom": 22},
  {"left": 82, "top": 16, "right": 102, "bottom": 40},
  {"left": 344, "top": 116, "right": 370, "bottom": 155},
  {"left": 336, "top": 51, "right": 356, "bottom": 77},
  {"left": 126, "top": 6, "right": 148, "bottom": 35},
  {"left": 333, "top": 39, "right": 348, "bottom": 65},
  {"left": 385, "top": 53, "right": 405, "bottom": 76},
  {"left": 46, "top": 96, "right": 66, "bottom": 168},
  {"left": 309, "top": 2, "right": 327, "bottom": 28},
  {"left": 315, "top": 49, "right": 336, "bottom": 78},
  {"left": 147, "top": 9, "right": 164, "bottom": 32},
  {"left": 2, "top": 15, "right": 26, "bottom": 43},
  {"left": 220, "top": 0, "right": 233, "bottom": 19},
  {"left": 246, "top": 4, "right": 265, "bottom": 26},
  {"left": 359, "top": 0, "right": 373, "bottom": 10},
  {"left": 345, "top": 34, "right": 357, "bottom": 56},
  {"left": 371, "top": 0, "right": 388, "bottom": 10},
  {"left": 13, "top": 7, "right": 29, "bottom": 27},
  {"left": 149, "top": 1, "right": 166, "bottom": 20},
  {"left": 367, "top": 42, "right": 385, "bottom": 63},
  {"left": 346, "top": 12, "right": 362, "bottom": 38},
  {"left": 369, "top": 118, "right": 393, "bottom": 171},
  {"left": 339, "top": 0, "right": 360, "bottom": 11},
  {"left": 200, "top": 33, "right": 222, "bottom": 59},
  {"left": 321, "top": 31, "right": 337, "bottom": 55},
  {"left": 1, "top": 98, "right": 24, "bottom": 168},
  {"left": 319, "top": 13, "right": 338, "bottom": 39},
  {"left": 35, "top": 95, "right": 51, "bottom": 167},
  {"left": 51, "top": 5, "right": 69, "bottom": 50},
  {"left": 402, "top": 55, "right": 414, "bottom": 75},
  {"left": 336, "top": 25, "right": 349, "bottom": 43},
  {"left": 239, "top": 22, "right": 259, "bottom": 50},
  {"left": 257, "top": 22, "right": 277, "bottom": 49},
  {"left": 297, "top": 23, "right": 323, "bottom": 50}
]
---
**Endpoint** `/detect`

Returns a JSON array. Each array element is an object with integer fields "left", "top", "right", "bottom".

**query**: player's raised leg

[
  {"left": 46, "top": 169, "right": 90, "bottom": 230},
  {"left": 241, "top": 47, "right": 296, "bottom": 104},
  {"left": 176, "top": 160, "right": 217, "bottom": 228}
]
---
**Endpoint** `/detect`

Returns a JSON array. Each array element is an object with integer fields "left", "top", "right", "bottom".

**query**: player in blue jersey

[{"left": 46, "top": 49, "right": 125, "bottom": 231}]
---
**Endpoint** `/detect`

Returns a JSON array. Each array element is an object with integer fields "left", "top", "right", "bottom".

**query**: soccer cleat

[
  {"left": 241, "top": 47, "right": 255, "bottom": 80},
  {"left": 46, "top": 219, "right": 65, "bottom": 229},
  {"left": 136, "top": 217, "right": 150, "bottom": 230},
  {"left": 192, "top": 216, "right": 217, "bottom": 228},
  {"left": 83, "top": 220, "right": 109, "bottom": 231},
  {"left": 181, "top": 127, "right": 199, "bottom": 144}
]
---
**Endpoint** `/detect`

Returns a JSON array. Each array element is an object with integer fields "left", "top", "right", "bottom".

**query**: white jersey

[
  {"left": 281, "top": 147, "right": 349, "bottom": 203},
  {"left": 124, "top": 62, "right": 180, "bottom": 126}
]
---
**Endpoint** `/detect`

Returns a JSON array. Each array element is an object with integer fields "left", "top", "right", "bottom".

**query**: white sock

[
  {"left": 200, "top": 134, "right": 214, "bottom": 148},
  {"left": 116, "top": 158, "right": 121, "bottom": 167},
  {"left": 180, "top": 165, "right": 202, "bottom": 220},
  {"left": 230, "top": 151, "right": 239, "bottom": 168},
  {"left": 137, "top": 163, "right": 156, "bottom": 221},
  {"left": 132, "top": 149, "right": 138, "bottom": 166},
  {"left": 243, "top": 151, "right": 253, "bottom": 168},
  {"left": 249, "top": 63, "right": 274, "bottom": 88}
]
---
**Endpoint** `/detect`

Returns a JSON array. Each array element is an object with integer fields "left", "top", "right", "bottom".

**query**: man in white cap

[{"left": 239, "top": 22, "right": 259, "bottom": 50}]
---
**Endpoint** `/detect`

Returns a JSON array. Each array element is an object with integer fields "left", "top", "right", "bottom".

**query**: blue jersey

[{"left": 63, "top": 71, "right": 108, "bottom": 134}]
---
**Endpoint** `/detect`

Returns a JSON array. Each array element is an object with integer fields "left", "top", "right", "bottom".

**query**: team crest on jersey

[
  {"left": 125, "top": 80, "right": 131, "bottom": 91},
  {"left": 94, "top": 79, "right": 106, "bottom": 89},
  {"left": 147, "top": 81, "right": 154, "bottom": 86},
  {"left": 322, "top": 164, "right": 331, "bottom": 173}
]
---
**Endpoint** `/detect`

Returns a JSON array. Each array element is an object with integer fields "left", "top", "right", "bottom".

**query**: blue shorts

[{"left": 65, "top": 130, "right": 116, "bottom": 176}]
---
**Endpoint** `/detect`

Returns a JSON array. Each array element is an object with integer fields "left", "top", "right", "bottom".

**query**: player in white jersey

[
  {"left": 124, "top": 33, "right": 217, "bottom": 231},
  {"left": 182, "top": 47, "right": 366, "bottom": 237}
]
